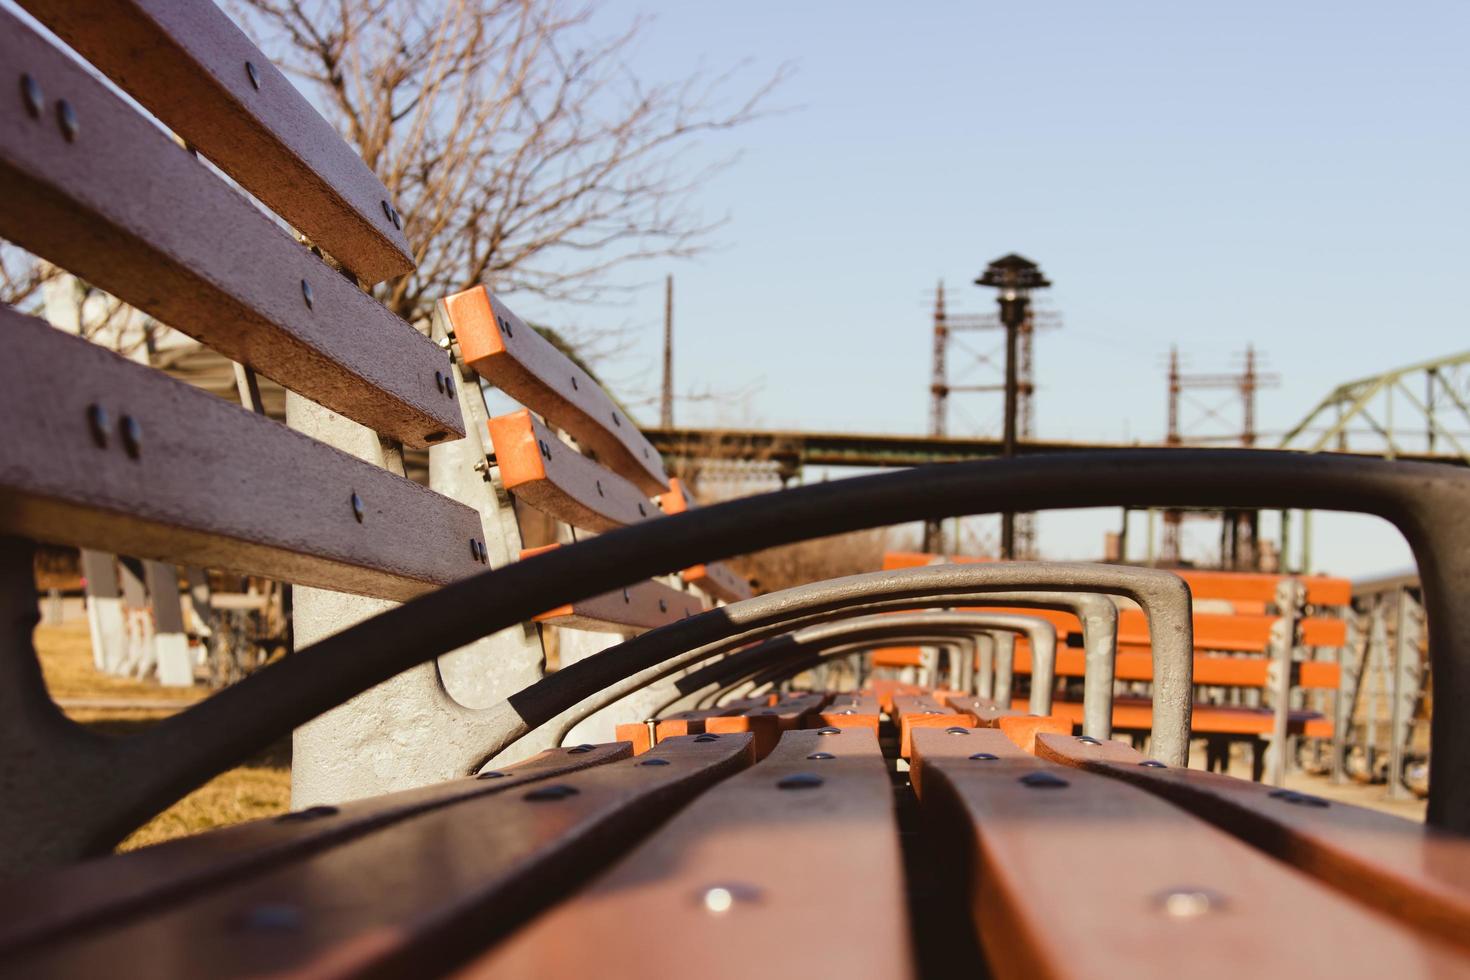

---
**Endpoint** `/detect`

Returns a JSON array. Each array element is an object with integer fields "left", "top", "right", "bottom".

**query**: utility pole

[
  {"left": 660, "top": 274, "right": 674, "bottom": 429},
  {"left": 977, "top": 254, "right": 1050, "bottom": 560},
  {"left": 923, "top": 283, "right": 948, "bottom": 553}
]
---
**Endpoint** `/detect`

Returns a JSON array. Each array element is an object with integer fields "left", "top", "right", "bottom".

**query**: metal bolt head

[
  {"left": 538, "top": 439, "right": 551, "bottom": 460},
  {"left": 476, "top": 770, "right": 506, "bottom": 780},
  {"left": 806, "top": 752, "right": 835, "bottom": 761},
  {"left": 301, "top": 278, "right": 314, "bottom": 309},
  {"left": 1268, "top": 788, "right": 1330, "bottom": 808},
  {"left": 1076, "top": 736, "right": 1102, "bottom": 745},
  {"left": 56, "top": 99, "right": 78, "bottom": 141},
  {"left": 1139, "top": 759, "right": 1167, "bottom": 768},
  {"left": 237, "top": 903, "right": 302, "bottom": 932},
  {"left": 350, "top": 491, "right": 364, "bottom": 523},
  {"left": 470, "top": 538, "right": 480, "bottom": 562},
  {"left": 595, "top": 479, "right": 604, "bottom": 497},
  {"left": 638, "top": 758, "right": 670, "bottom": 767},
  {"left": 86, "top": 403, "right": 110, "bottom": 448},
  {"left": 566, "top": 744, "right": 596, "bottom": 755},
  {"left": 658, "top": 598, "right": 667, "bottom": 613},
  {"left": 1018, "top": 771, "right": 1069, "bottom": 788},
  {"left": 697, "top": 882, "right": 760, "bottom": 914},
  {"left": 20, "top": 73, "right": 42, "bottom": 118},
  {"left": 1154, "top": 887, "right": 1226, "bottom": 918},
  {"left": 703, "top": 886, "right": 734, "bottom": 914},
  {"left": 638, "top": 501, "right": 647, "bottom": 517},
  {"left": 245, "top": 61, "right": 261, "bottom": 89},
  {"left": 816, "top": 727, "right": 841, "bottom": 736},
  {"left": 444, "top": 374, "right": 454, "bottom": 398},
  {"left": 611, "top": 411, "right": 621, "bottom": 427},
  {"left": 275, "top": 804, "right": 338, "bottom": 823},
  {"left": 693, "top": 733, "right": 720, "bottom": 743},
  {"left": 120, "top": 415, "right": 142, "bottom": 458},
  {"left": 571, "top": 375, "right": 579, "bottom": 390},
  {"left": 969, "top": 752, "right": 999, "bottom": 761},
  {"left": 435, "top": 370, "right": 445, "bottom": 393},
  {"left": 777, "top": 772, "right": 824, "bottom": 790},
  {"left": 498, "top": 315, "right": 513, "bottom": 338},
  {"left": 945, "top": 726, "right": 970, "bottom": 735},
  {"left": 524, "top": 783, "right": 579, "bottom": 802}
]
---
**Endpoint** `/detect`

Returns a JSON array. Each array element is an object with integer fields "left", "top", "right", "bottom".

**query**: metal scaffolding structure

[{"left": 1280, "top": 349, "right": 1470, "bottom": 464}]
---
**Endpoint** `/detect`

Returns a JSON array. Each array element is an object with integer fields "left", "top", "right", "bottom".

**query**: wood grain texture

[
  {"left": 0, "top": 309, "right": 484, "bottom": 599},
  {"left": 446, "top": 286, "right": 670, "bottom": 493},
  {"left": 706, "top": 693, "right": 829, "bottom": 759},
  {"left": 0, "top": 743, "right": 630, "bottom": 957},
  {"left": 911, "top": 727, "right": 1470, "bottom": 980},
  {"left": 0, "top": 12, "right": 458, "bottom": 447},
  {"left": 817, "top": 693, "right": 882, "bottom": 733},
  {"left": 1, "top": 735, "right": 753, "bottom": 978},
  {"left": 1035, "top": 733, "right": 1470, "bottom": 954},
  {"left": 487, "top": 409, "right": 656, "bottom": 531},
  {"left": 893, "top": 694, "right": 973, "bottom": 758},
  {"left": 17, "top": 0, "right": 414, "bottom": 283},
  {"left": 462, "top": 728, "right": 914, "bottom": 980}
]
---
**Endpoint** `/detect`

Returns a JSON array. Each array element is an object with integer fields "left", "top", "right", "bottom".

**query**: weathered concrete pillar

[
  {"left": 117, "top": 557, "right": 153, "bottom": 678},
  {"left": 80, "top": 550, "right": 125, "bottom": 673},
  {"left": 144, "top": 561, "right": 193, "bottom": 687}
]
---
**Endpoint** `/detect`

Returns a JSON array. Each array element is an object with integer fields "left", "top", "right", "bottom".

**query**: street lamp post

[{"left": 977, "top": 253, "right": 1050, "bottom": 559}]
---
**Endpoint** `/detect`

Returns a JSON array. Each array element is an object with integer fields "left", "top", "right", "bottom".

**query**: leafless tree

[{"left": 234, "top": 0, "right": 787, "bottom": 326}]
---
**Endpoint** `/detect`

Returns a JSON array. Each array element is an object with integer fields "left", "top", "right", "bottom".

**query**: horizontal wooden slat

[
  {"left": 1179, "top": 570, "right": 1353, "bottom": 607},
  {"left": 0, "top": 309, "right": 483, "bottom": 600},
  {"left": 817, "top": 693, "right": 881, "bottom": 732},
  {"left": 0, "top": 12, "right": 459, "bottom": 448},
  {"left": 2, "top": 735, "right": 753, "bottom": 977},
  {"left": 910, "top": 727, "right": 1470, "bottom": 980},
  {"left": 1013, "top": 648, "right": 1341, "bottom": 689},
  {"left": 487, "top": 409, "right": 655, "bottom": 531},
  {"left": 681, "top": 561, "right": 754, "bottom": 603},
  {"left": 0, "top": 743, "right": 629, "bottom": 957},
  {"left": 446, "top": 286, "right": 669, "bottom": 493},
  {"left": 1034, "top": 733, "right": 1470, "bottom": 954},
  {"left": 463, "top": 728, "right": 913, "bottom": 979},
  {"left": 1038, "top": 697, "right": 1332, "bottom": 737},
  {"left": 523, "top": 546, "right": 704, "bottom": 631},
  {"left": 893, "top": 694, "right": 968, "bottom": 758},
  {"left": 706, "top": 693, "right": 828, "bottom": 759},
  {"left": 18, "top": 0, "right": 414, "bottom": 283}
]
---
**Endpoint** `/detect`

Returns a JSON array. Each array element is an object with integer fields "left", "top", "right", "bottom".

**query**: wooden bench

[{"left": 4, "top": 5, "right": 1470, "bottom": 977}]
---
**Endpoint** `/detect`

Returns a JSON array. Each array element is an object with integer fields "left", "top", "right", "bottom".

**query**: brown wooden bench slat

[
  {"left": 520, "top": 544, "right": 705, "bottom": 631},
  {"left": 0, "top": 734, "right": 754, "bottom": 978},
  {"left": 657, "top": 477, "right": 753, "bottom": 602},
  {"left": 940, "top": 695, "right": 1071, "bottom": 753},
  {"left": 893, "top": 693, "right": 970, "bottom": 758},
  {"left": 18, "top": 0, "right": 414, "bottom": 284},
  {"left": 817, "top": 693, "right": 882, "bottom": 732},
  {"left": 706, "top": 692, "right": 829, "bottom": 759},
  {"left": 461, "top": 728, "right": 914, "bottom": 979},
  {"left": 487, "top": 408, "right": 655, "bottom": 531},
  {"left": 0, "top": 309, "right": 483, "bottom": 600},
  {"left": 910, "top": 727, "right": 1470, "bottom": 979},
  {"left": 0, "top": 12, "right": 459, "bottom": 448},
  {"left": 1033, "top": 733, "right": 1470, "bottom": 954},
  {"left": 1037, "top": 697, "right": 1332, "bottom": 738},
  {"left": 0, "top": 743, "right": 630, "bottom": 957},
  {"left": 445, "top": 286, "right": 670, "bottom": 494}
]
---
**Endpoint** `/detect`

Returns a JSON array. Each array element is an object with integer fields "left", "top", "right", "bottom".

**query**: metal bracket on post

[
  {"left": 1388, "top": 588, "right": 1424, "bottom": 800},
  {"left": 1267, "top": 579, "right": 1304, "bottom": 787},
  {"left": 1331, "top": 608, "right": 1366, "bottom": 785}
]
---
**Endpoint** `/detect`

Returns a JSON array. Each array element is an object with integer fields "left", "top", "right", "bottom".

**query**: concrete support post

[
  {"left": 1266, "top": 579, "right": 1304, "bottom": 787},
  {"left": 80, "top": 549, "right": 125, "bottom": 674},
  {"left": 117, "top": 557, "right": 153, "bottom": 678},
  {"left": 143, "top": 561, "right": 194, "bottom": 687}
]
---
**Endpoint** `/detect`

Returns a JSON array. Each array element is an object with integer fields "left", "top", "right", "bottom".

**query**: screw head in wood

[
  {"left": 816, "top": 727, "right": 841, "bottom": 735},
  {"left": 301, "top": 279, "right": 314, "bottom": 309},
  {"left": 1154, "top": 888, "right": 1225, "bottom": 918},
  {"left": 524, "top": 784, "right": 578, "bottom": 802},
  {"left": 1268, "top": 788, "right": 1330, "bottom": 808},
  {"left": 1076, "top": 736, "right": 1102, "bottom": 745},
  {"left": 658, "top": 598, "right": 667, "bottom": 613},
  {"left": 638, "top": 758, "right": 670, "bottom": 766},
  {"left": 538, "top": 439, "right": 551, "bottom": 460},
  {"left": 1138, "top": 760, "right": 1167, "bottom": 768},
  {"left": 120, "top": 415, "right": 142, "bottom": 458},
  {"left": 350, "top": 492, "right": 364, "bottom": 522},
  {"left": 443, "top": 373, "right": 454, "bottom": 397},
  {"left": 595, "top": 480, "right": 604, "bottom": 497},
  {"left": 56, "top": 99, "right": 78, "bottom": 141},
  {"left": 245, "top": 61, "right": 261, "bottom": 89},
  {"left": 86, "top": 404, "right": 110, "bottom": 447},
  {"left": 1018, "top": 771, "right": 1069, "bottom": 788},
  {"left": 275, "top": 804, "right": 338, "bottom": 823},
  {"left": 566, "top": 744, "right": 596, "bottom": 754},
  {"left": 945, "top": 726, "right": 969, "bottom": 735},
  {"left": 693, "top": 733, "right": 719, "bottom": 742},
  {"left": 611, "top": 411, "right": 620, "bottom": 427},
  {"left": 498, "top": 316, "right": 513, "bottom": 338},
  {"left": 806, "top": 752, "right": 835, "bottom": 761},
  {"left": 435, "top": 370, "right": 445, "bottom": 393},
  {"left": 777, "top": 772, "right": 823, "bottom": 790},
  {"left": 476, "top": 770, "right": 506, "bottom": 780},
  {"left": 20, "top": 74, "right": 42, "bottom": 118},
  {"left": 969, "top": 752, "right": 999, "bottom": 761}
]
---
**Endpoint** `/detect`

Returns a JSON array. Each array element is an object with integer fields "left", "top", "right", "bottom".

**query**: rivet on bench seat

[
  {"left": 245, "top": 60, "right": 260, "bottom": 90},
  {"left": 476, "top": 770, "right": 507, "bottom": 780},
  {"left": 1155, "top": 888, "right": 1227, "bottom": 918},
  {"left": 1269, "top": 789, "right": 1331, "bottom": 808},
  {"left": 776, "top": 772, "right": 823, "bottom": 790},
  {"left": 21, "top": 73, "right": 43, "bottom": 118},
  {"left": 945, "top": 726, "right": 969, "bottom": 735},
  {"left": 524, "top": 784, "right": 579, "bottom": 802},
  {"left": 637, "top": 758, "right": 670, "bottom": 766},
  {"left": 693, "top": 734, "right": 720, "bottom": 742},
  {"left": 1019, "top": 771, "right": 1069, "bottom": 788},
  {"left": 301, "top": 278, "right": 313, "bottom": 309},
  {"left": 56, "top": 98, "right": 77, "bottom": 141},
  {"left": 816, "top": 727, "right": 841, "bottom": 735},
  {"left": 86, "top": 403, "right": 110, "bottom": 447},
  {"left": 1077, "top": 736, "right": 1102, "bottom": 745},
  {"left": 1138, "top": 759, "right": 1167, "bottom": 768},
  {"left": 969, "top": 752, "right": 999, "bottom": 761},
  {"left": 806, "top": 752, "right": 835, "bottom": 761},
  {"left": 566, "top": 744, "right": 596, "bottom": 754},
  {"left": 120, "top": 415, "right": 142, "bottom": 458}
]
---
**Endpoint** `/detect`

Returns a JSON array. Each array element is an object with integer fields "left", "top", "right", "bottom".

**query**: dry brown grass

[{"left": 34, "top": 622, "right": 291, "bottom": 852}]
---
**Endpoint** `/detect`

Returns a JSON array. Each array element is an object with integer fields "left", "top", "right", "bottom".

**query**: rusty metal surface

[
  {"left": 911, "top": 727, "right": 1470, "bottom": 979},
  {"left": 17, "top": 0, "right": 414, "bottom": 283},
  {"left": 461, "top": 728, "right": 913, "bottom": 979},
  {"left": 1, "top": 735, "right": 752, "bottom": 977},
  {"left": 487, "top": 409, "right": 656, "bottom": 531},
  {"left": 0, "top": 311, "right": 485, "bottom": 600},
  {"left": 445, "top": 287, "right": 669, "bottom": 494},
  {"left": 8, "top": 448, "right": 1470, "bottom": 869},
  {"left": 0, "top": 743, "right": 630, "bottom": 957},
  {"left": 0, "top": 12, "right": 459, "bottom": 447}
]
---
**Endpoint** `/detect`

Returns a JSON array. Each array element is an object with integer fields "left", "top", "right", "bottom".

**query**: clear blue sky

[{"left": 522, "top": 0, "right": 1470, "bottom": 577}]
